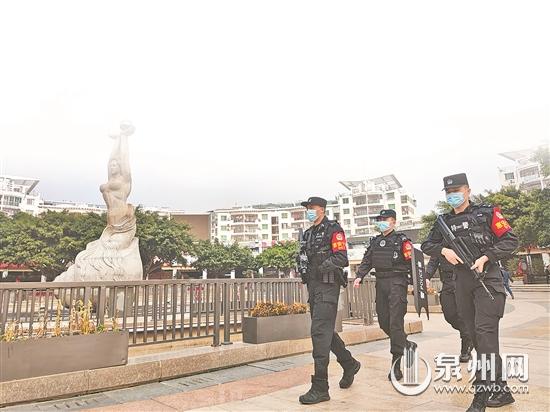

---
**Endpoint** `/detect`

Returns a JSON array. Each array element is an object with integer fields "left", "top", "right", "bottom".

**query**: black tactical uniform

[
  {"left": 298, "top": 197, "right": 360, "bottom": 405},
  {"left": 426, "top": 254, "right": 473, "bottom": 362},
  {"left": 355, "top": 209, "right": 414, "bottom": 381},
  {"left": 421, "top": 173, "right": 518, "bottom": 411}
]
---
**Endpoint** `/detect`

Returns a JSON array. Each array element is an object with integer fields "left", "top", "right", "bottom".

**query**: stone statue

[{"left": 55, "top": 122, "right": 143, "bottom": 283}]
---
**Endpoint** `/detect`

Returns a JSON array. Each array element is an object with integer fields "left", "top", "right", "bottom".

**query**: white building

[
  {"left": 330, "top": 174, "right": 419, "bottom": 243},
  {"left": 498, "top": 144, "right": 549, "bottom": 192},
  {"left": 0, "top": 175, "right": 43, "bottom": 216},
  {"left": 210, "top": 203, "right": 338, "bottom": 251},
  {"left": 211, "top": 174, "right": 420, "bottom": 249}
]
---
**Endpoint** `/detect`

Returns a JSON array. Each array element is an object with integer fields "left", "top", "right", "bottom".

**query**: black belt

[{"left": 374, "top": 271, "right": 409, "bottom": 276}]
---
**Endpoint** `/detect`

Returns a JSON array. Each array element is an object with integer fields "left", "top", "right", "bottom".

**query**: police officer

[
  {"left": 353, "top": 209, "right": 415, "bottom": 381},
  {"left": 426, "top": 254, "right": 473, "bottom": 362},
  {"left": 298, "top": 196, "right": 361, "bottom": 405},
  {"left": 421, "top": 173, "right": 518, "bottom": 412}
]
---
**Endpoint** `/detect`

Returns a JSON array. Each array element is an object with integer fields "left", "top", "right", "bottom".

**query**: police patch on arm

[
  {"left": 331, "top": 231, "right": 347, "bottom": 252},
  {"left": 491, "top": 207, "right": 512, "bottom": 237},
  {"left": 402, "top": 240, "right": 413, "bottom": 261}
]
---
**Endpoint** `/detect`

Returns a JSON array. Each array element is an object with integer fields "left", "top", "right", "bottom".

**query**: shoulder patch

[
  {"left": 331, "top": 231, "right": 347, "bottom": 252},
  {"left": 402, "top": 240, "right": 413, "bottom": 261},
  {"left": 491, "top": 206, "right": 512, "bottom": 237}
]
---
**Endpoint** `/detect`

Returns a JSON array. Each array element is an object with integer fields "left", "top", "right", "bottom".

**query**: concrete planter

[
  {"left": 407, "top": 294, "right": 440, "bottom": 306},
  {"left": 0, "top": 331, "right": 128, "bottom": 382},
  {"left": 243, "top": 313, "right": 311, "bottom": 344},
  {"left": 242, "top": 313, "right": 342, "bottom": 344}
]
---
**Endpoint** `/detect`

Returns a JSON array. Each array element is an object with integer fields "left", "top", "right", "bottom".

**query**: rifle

[
  {"left": 435, "top": 215, "right": 494, "bottom": 300},
  {"left": 297, "top": 228, "right": 309, "bottom": 284}
]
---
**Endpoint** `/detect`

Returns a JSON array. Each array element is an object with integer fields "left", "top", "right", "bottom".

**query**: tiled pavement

[{"left": 6, "top": 291, "right": 549, "bottom": 412}]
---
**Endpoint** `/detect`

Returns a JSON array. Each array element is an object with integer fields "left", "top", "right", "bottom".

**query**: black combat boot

[
  {"left": 460, "top": 337, "right": 473, "bottom": 363},
  {"left": 466, "top": 386, "right": 490, "bottom": 412},
  {"left": 387, "top": 355, "right": 403, "bottom": 381},
  {"left": 299, "top": 376, "right": 330, "bottom": 404},
  {"left": 339, "top": 359, "right": 361, "bottom": 389},
  {"left": 486, "top": 380, "right": 515, "bottom": 408}
]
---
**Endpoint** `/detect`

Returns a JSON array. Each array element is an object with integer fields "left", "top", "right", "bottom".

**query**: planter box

[
  {"left": 0, "top": 331, "right": 129, "bottom": 382},
  {"left": 242, "top": 312, "right": 343, "bottom": 344},
  {"left": 243, "top": 313, "right": 311, "bottom": 344},
  {"left": 407, "top": 294, "right": 440, "bottom": 306}
]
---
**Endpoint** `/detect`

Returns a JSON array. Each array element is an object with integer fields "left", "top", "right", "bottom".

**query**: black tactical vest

[
  {"left": 371, "top": 231, "right": 410, "bottom": 273},
  {"left": 442, "top": 205, "right": 496, "bottom": 258},
  {"left": 304, "top": 219, "right": 338, "bottom": 283}
]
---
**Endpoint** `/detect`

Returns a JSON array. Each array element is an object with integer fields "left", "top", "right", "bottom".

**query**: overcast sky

[{"left": 1, "top": 1, "right": 548, "bottom": 215}]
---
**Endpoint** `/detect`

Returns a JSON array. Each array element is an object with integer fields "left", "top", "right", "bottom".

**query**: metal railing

[{"left": 0, "top": 278, "right": 376, "bottom": 347}]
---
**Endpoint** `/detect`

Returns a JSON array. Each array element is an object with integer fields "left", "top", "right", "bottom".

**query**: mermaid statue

[{"left": 55, "top": 122, "right": 143, "bottom": 282}]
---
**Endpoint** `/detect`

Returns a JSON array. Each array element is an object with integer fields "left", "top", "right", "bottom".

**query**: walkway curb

[{"left": 0, "top": 320, "right": 423, "bottom": 406}]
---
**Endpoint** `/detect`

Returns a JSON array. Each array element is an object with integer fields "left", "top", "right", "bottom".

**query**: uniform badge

[
  {"left": 491, "top": 207, "right": 512, "bottom": 237},
  {"left": 380, "top": 239, "right": 386, "bottom": 247},
  {"left": 447, "top": 179, "right": 453, "bottom": 184},
  {"left": 331, "top": 231, "right": 347, "bottom": 252},
  {"left": 393, "top": 251, "right": 398, "bottom": 259},
  {"left": 402, "top": 240, "right": 413, "bottom": 261}
]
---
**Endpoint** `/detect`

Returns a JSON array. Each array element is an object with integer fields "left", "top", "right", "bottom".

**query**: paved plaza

[{"left": 6, "top": 290, "right": 549, "bottom": 412}]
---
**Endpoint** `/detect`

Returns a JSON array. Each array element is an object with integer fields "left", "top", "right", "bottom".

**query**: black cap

[
  {"left": 442, "top": 173, "right": 469, "bottom": 191},
  {"left": 375, "top": 209, "right": 396, "bottom": 219},
  {"left": 301, "top": 196, "right": 327, "bottom": 208}
]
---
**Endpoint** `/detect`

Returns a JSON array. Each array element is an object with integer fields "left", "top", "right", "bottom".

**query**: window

[
  {"left": 281, "top": 213, "right": 288, "bottom": 219},
  {"left": 262, "top": 214, "right": 268, "bottom": 220},
  {"left": 386, "top": 192, "right": 395, "bottom": 200},
  {"left": 504, "top": 172, "right": 515, "bottom": 181},
  {"left": 221, "top": 235, "right": 227, "bottom": 241},
  {"left": 27, "top": 199, "right": 34, "bottom": 205},
  {"left": 262, "top": 224, "right": 268, "bottom": 230},
  {"left": 342, "top": 198, "right": 350, "bottom": 204},
  {"left": 262, "top": 234, "right": 269, "bottom": 240},
  {"left": 519, "top": 167, "right": 539, "bottom": 178},
  {"left": 388, "top": 203, "right": 395, "bottom": 210},
  {"left": 343, "top": 208, "right": 350, "bottom": 214},
  {"left": 344, "top": 219, "right": 351, "bottom": 225},
  {"left": 282, "top": 233, "right": 288, "bottom": 239},
  {"left": 221, "top": 215, "right": 227, "bottom": 221}
]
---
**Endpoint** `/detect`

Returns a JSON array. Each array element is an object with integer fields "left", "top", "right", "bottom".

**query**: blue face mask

[
  {"left": 446, "top": 192, "right": 465, "bottom": 208},
  {"left": 374, "top": 221, "right": 391, "bottom": 232},
  {"left": 306, "top": 209, "right": 318, "bottom": 222}
]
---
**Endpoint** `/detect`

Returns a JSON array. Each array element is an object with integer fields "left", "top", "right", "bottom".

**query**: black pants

[
  {"left": 375, "top": 275, "right": 408, "bottom": 357},
  {"left": 439, "top": 274, "right": 470, "bottom": 341},
  {"left": 308, "top": 279, "right": 353, "bottom": 380},
  {"left": 455, "top": 265, "right": 506, "bottom": 385}
]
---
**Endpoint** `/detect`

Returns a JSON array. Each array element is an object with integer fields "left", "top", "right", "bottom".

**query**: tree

[
  {"left": 475, "top": 188, "right": 549, "bottom": 249},
  {"left": 0, "top": 209, "right": 195, "bottom": 279},
  {"left": 0, "top": 211, "right": 105, "bottom": 279},
  {"left": 532, "top": 146, "right": 550, "bottom": 177},
  {"left": 135, "top": 209, "right": 194, "bottom": 277},
  {"left": 192, "top": 240, "right": 257, "bottom": 277},
  {"left": 256, "top": 241, "right": 299, "bottom": 277},
  {"left": 418, "top": 201, "right": 451, "bottom": 243}
]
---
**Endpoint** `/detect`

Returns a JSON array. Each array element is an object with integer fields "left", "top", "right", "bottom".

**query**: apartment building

[
  {"left": 0, "top": 175, "right": 42, "bottom": 216},
  {"left": 210, "top": 203, "right": 338, "bottom": 250},
  {"left": 498, "top": 144, "right": 549, "bottom": 192},
  {"left": 211, "top": 174, "right": 420, "bottom": 248},
  {"left": 330, "top": 174, "right": 419, "bottom": 243}
]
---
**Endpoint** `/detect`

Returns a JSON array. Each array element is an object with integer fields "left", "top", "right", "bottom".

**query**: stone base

[{"left": 0, "top": 320, "right": 423, "bottom": 406}]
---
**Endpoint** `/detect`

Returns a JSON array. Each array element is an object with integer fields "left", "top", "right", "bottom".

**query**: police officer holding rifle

[{"left": 421, "top": 173, "right": 518, "bottom": 412}]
